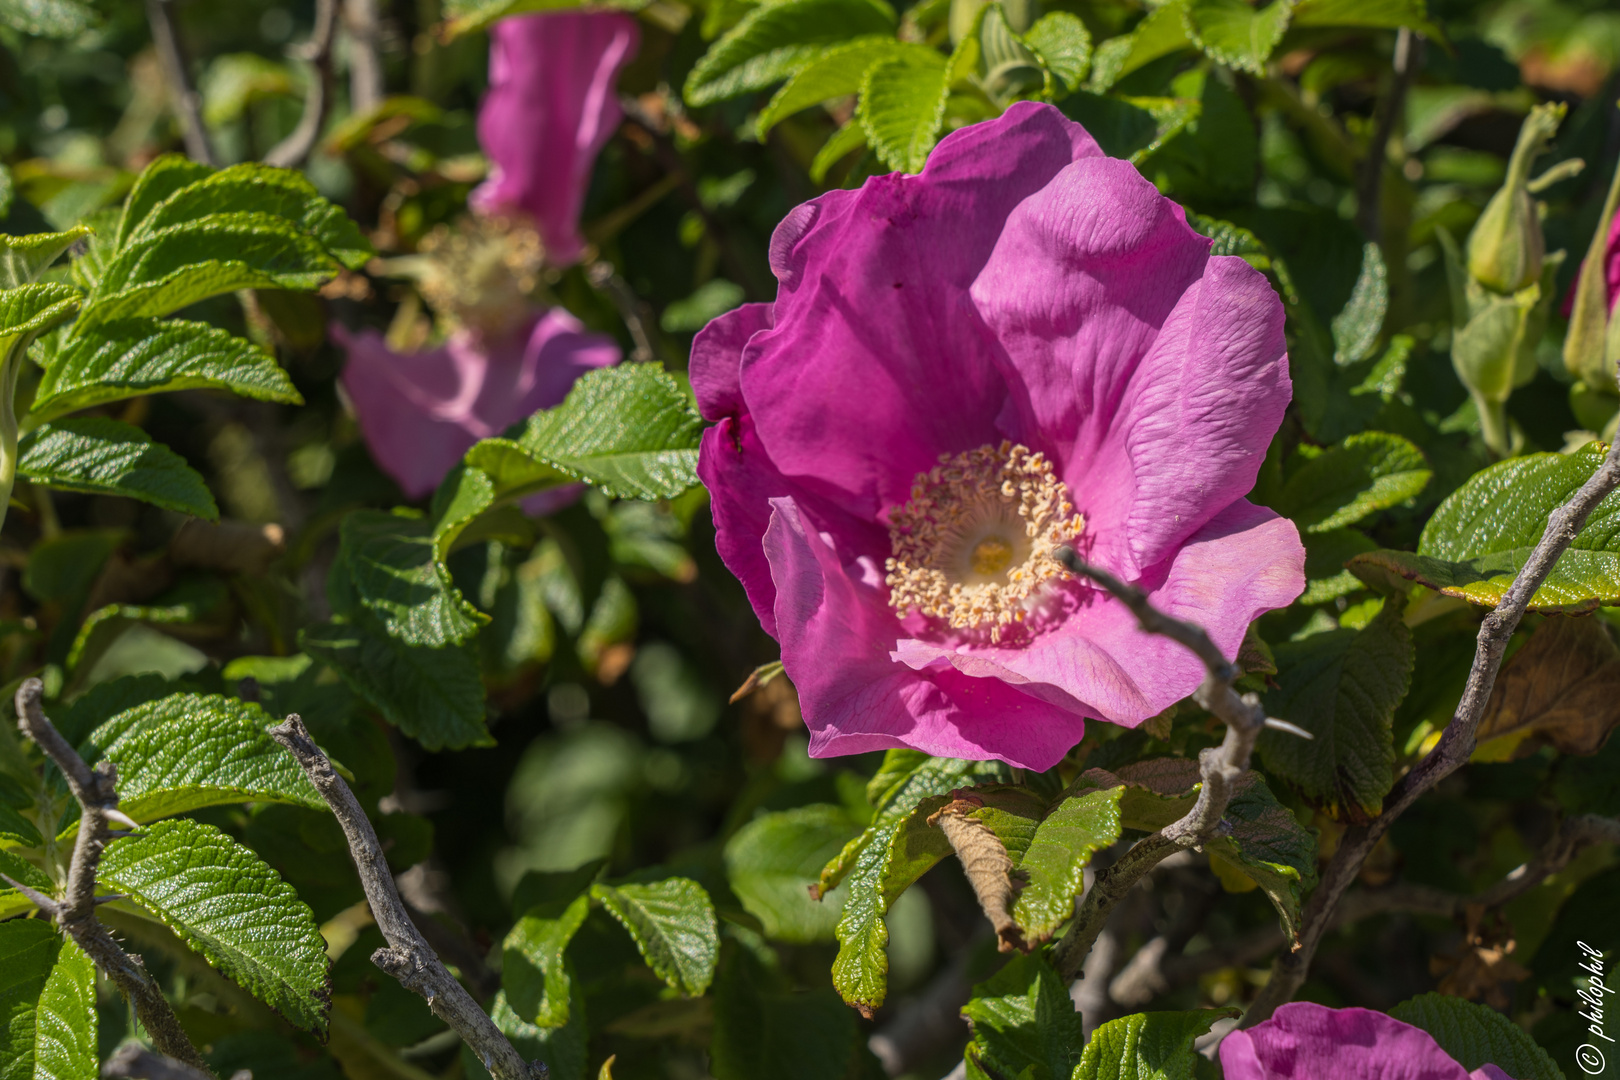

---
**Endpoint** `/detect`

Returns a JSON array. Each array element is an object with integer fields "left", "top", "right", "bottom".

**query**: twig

[
  {"left": 344, "top": 0, "right": 385, "bottom": 115},
  {"left": 585, "top": 260, "right": 657, "bottom": 363},
  {"left": 1355, "top": 28, "right": 1422, "bottom": 244},
  {"left": 102, "top": 1043, "right": 248, "bottom": 1080},
  {"left": 1244, "top": 435, "right": 1620, "bottom": 1024},
  {"left": 8, "top": 679, "right": 214, "bottom": 1074},
  {"left": 144, "top": 0, "right": 216, "bottom": 166},
  {"left": 268, "top": 715, "right": 545, "bottom": 1080},
  {"left": 1049, "top": 549, "right": 1300, "bottom": 981},
  {"left": 265, "top": 0, "right": 340, "bottom": 169}
]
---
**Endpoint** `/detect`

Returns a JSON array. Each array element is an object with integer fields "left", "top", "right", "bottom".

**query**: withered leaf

[{"left": 1479, "top": 614, "right": 1620, "bottom": 756}]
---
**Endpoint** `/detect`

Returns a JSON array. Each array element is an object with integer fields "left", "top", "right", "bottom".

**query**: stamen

[{"left": 884, "top": 441, "right": 1083, "bottom": 643}]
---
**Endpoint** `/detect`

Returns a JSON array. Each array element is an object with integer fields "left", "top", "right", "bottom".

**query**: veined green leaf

[
  {"left": 1058, "top": 92, "right": 1201, "bottom": 165},
  {"left": 338, "top": 510, "right": 485, "bottom": 648},
  {"left": 0, "top": 849, "right": 55, "bottom": 920},
  {"left": 18, "top": 418, "right": 217, "bottom": 519},
  {"left": 301, "top": 618, "right": 492, "bottom": 751},
  {"left": 1349, "top": 443, "right": 1620, "bottom": 611},
  {"left": 99, "top": 817, "right": 331, "bottom": 1033},
  {"left": 1024, "top": 11, "right": 1092, "bottom": 94},
  {"left": 77, "top": 693, "right": 323, "bottom": 828},
  {"left": 857, "top": 49, "right": 950, "bottom": 173},
  {"left": 116, "top": 155, "right": 212, "bottom": 248},
  {"left": 961, "top": 953, "right": 1083, "bottom": 1080},
  {"left": 1183, "top": 0, "right": 1294, "bottom": 76},
  {"left": 725, "top": 804, "right": 863, "bottom": 944},
  {"left": 810, "top": 122, "right": 869, "bottom": 183},
  {"left": 1073, "top": 1008, "right": 1239, "bottom": 1079},
  {"left": 0, "top": 226, "right": 92, "bottom": 289},
  {"left": 1010, "top": 785, "right": 1124, "bottom": 943},
  {"left": 685, "top": 0, "right": 898, "bottom": 106},
  {"left": 0, "top": 802, "right": 41, "bottom": 849},
  {"left": 1205, "top": 775, "right": 1319, "bottom": 945},
  {"left": 1331, "top": 242, "right": 1389, "bottom": 365},
  {"left": 756, "top": 37, "right": 917, "bottom": 137},
  {"left": 131, "top": 163, "right": 371, "bottom": 270},
  {"left": 1389, "top": 993, "right": 1563, "bottom": 1080},
  {"left": 504, "top": 892, "right": 591, "bottom": 1029},
  {"left": 591, "top": 878, "right": 719, "bottom": 997},
  {"left": 66, "top": 578, "right": 228, "bottom": 677},
  {"left": 32, "top": 938, "right": 96, "bottom": 1080},
  {"left": 84, "top": 213, "right": 340, "bottom": 323},
  {"left": 1290, "top": 0, "right": 1442, "bottom": 38},
  {"left": 518, "top": 364, "right": 703, "bottom": 500},
  {"left": 32, "top": 318, "right": 301, "bottom": 421},
  {"left": 0, "top": 283, "right": 79, "bottom": 341},
  {"left": 0, "top": 920, "right": 63, "bottom": 1079},
  {"left": 1260, "top": 599, "right": 1412, "bottom": 817},
  {"left": 1087, "top": 0, "right": 1192, "bottom": 91},
  {"left": 1276, "top": 432, "right": 1431, "bottom": 533}
]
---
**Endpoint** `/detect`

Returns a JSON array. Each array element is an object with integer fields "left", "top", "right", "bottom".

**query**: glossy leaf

[
  {"left": 1010, "top": 785, "right": 1124, "bottom": 943},
  {"left": 684, "top": 0, "right": 897, "bottom": 106},
  {"left": 857, "top": 48, "right": 949, "bottom": 173},
  {"left": 0, "top": 849, "right": 56, "bottom": 920},
  {"left": 1389, "top": 993, "right": 1563, "bottom": 1080},
  {"left": 338, "top": 510, "right": 485, "bottom": 648},
  {"left": 32, "top": 939, "right": 96, "bottom": 1080},
  {"left": 0, "top": 227, "right": 91, "bottom": 289},
  {"left": 18, "top": 418, "right": 217, "bottom": 519},
  {"left": 1205, "top": 775, "right": 1319, "bottom": 945},
  {"left": 1331, "top": 242, "right": 1389, "bottom": 365},
  {"left": 1276, "top": 432, "right": 1431, "bottom": 533},
  {"left": 1073, "top": 1008, "right": 1239, "bottom": 1079},
  {"left": 1183, "top": 0, "right": 1294, "bottom": 76},
  {"left": 590, "top": 878, "right": 719, "bottom": 997},
  {"left": 504, "top": 893, "right": 591, "bottom": 1028},
  {"left": 301, "top": 618, "right": 492, "bottom": 751},
  {"left": 756, "top": 36, "right": 912, "bottom": 137},
  {"left": 32, "top": 318, "right": 301, "bottom": 421},
  {"left": 1260, "top": 599, "right": 1413, "bottom": 817},
  {"left": 1350, "top": 443, "right": 1620, "bottom": 611},
  {"left": 99, "top": 817, "right": 331, "bottom": 1033},
  {"left": 961, "top": 953, "right": 1083, "bottom": 1080},
  {"left": 78, "top": 693, "right": 323, "bottom": 828},
  {"left": 1024, "top": 11, "right": 1093, "bottom": 94},
  {"left": 725, "top": 804, "right": 863, "bottom": 944},
  {"left": 0, "top": 920, "right": 61, "bottom": 1078},
  {"left": 0, "top": 283, "right": 79, "bottom": 344}
]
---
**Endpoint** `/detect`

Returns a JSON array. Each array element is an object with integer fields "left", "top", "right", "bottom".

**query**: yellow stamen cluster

[
  {"left": 416, "top": 215, "right": 544, "bottom": 334},
  {"left": 885, "top": 441, "right": 1083, "bottom": 643}
]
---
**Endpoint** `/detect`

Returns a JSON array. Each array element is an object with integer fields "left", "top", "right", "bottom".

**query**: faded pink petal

[
  {"left": 471, "top": 11, "right": 640, "bottom": 266},
  {"left": 1561, "top": 210, "right": 1620, "bottom": 318},
  {"left": 338, "top": 308, "right": 618, "bottom": 500},
  {"left": 698, "top": 102, "right": 1303, "bottom": 770},
  {"left": 1220, "top": 1003, "right": 1512, "bottom": 1080}
]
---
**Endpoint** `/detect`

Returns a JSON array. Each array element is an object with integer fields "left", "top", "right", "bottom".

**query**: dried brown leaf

[
  {"left": 928, "top": 798, "right": 1025, "bottom": 953},
  {"left": 1479, "top": 614, "right": 1620, "bottom": 755}
]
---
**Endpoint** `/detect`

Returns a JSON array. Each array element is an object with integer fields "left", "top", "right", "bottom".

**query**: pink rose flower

[
  {"left": 1561, "top": 211, "right": 1620, "bottom": 318},
  {"left": 471, "top": 11, "right": 641, "bottom": 268},
  {"left": 337, "top": 308, "right": 617, "bottom": 501},
  {"left": 1221, "top": 1002, "right": 1517, "bottom": 1080},
  {"left": 693, "top": 102, "right": 1304, "bottom": 770}
]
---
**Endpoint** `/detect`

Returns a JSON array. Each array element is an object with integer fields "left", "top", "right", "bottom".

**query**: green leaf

[
  {"left": 1302, "top": 527, "right": 1378, "bottom": 604},
  {"left": 1087, "top": 0, "right": 1192, "bottom": 91},
  {"left": 0, "top": 227, "right": 92, "bottom": 289},
  {"left": 1024, "top": 11, "right": 1092, "bottom": 94},
  {"left": 590, "top": 878, "right": 719, "bottom": 996},
  {"left": 811, "top": 121, "right": 869, "bottom": 183},
  {"left": 725, "top": 804, "right": 863, "bottom": 944},
  {"left": 517, "top": 365, "right": 703, "bottom": 500},
  {"left": 98, "top": 817, "right": 331, "bottom": 1033},
  {"left": 83, "top": 214, "right": 340, "bottom": 324},
  {"left": 1331, "top": 242, "right": 1388, "bottom": 365},
  {"left": 0, "top": 921, "right": 64, "bottom": 1080},
  {"left": 32, "top": 318, "right": 301, "bottom": 421},
  {"left": 1073, "top": 1009, "right": 1240, "bottom": 1080},
  {"left": 1260, "top": 599, "right": 1413, "bottom": 817},
  {"left": 0, "top": 0, "right": 93, "bottom": 37},
  {"left": 301, "top": 618, "right": 492, "bottom": 751},
  {"left": 0, "top": 282, "right": 80, "bottom": 342},
  {"left": 18, "top": 418, "right": 217, "bottom": 519},
  {"left": 961, "top": 952, "right": 1083, "bottom": 1080},
  {"left": 440, "top": 0, "right": 647, "bottom": 38},
  {"left": 1183, "top": 0, "right": 1294, "bottom": 75},
  {"left": 32, "top": 939, "right": 96, "bottom": 1080},
  {"left": 711, "top": 944, "right": 867, "bottom": 1080},
  {"left": 756, "top": 36, "right": 913, "bottom": 137},
  {"left": 0, "top": 801, "right": 40, "bottom": 848},
  {"left": 129, "top": 163, "right": 371, "bottom": 270},
  {"left": 0, "top": 848, "right": 56, "bottom": 920},
  {"left": 1290, "top": 0, "right": 1441, "bottom": 38},
  {"left": 116, "top": 156, "right": 212, "bottom": 249},
  {"left": 1276, "top": 432, "right": 1432, "bottom": 533},
  {"left": 66, "top": 578, "right": 228, "bottom": 676},
  {"left": 1057, "top": 92, "right": 1201, "bottom": 165},
  {"left": 1389, "top": 994, "right": 1564, "bottom": 1080},
  {"left": 684, "top": 0, "right": 897, "bottom": 106},
  {"left": 857, "top": 50, "right": 950, "bottom": 173},
  {"left": 1204, "top": 775, "right": 1318, "bottom": 945},
  {"left": 503, "top": 893, "right": 591, "bottom": 1028},
  {"left": 1350, "top": 443, "right": 1620, "bottom": 611},
  {"left": 1010, "top": 786, "right": 1124, "bottom": 943},
  {"left": 78, "top": 693, "right": 323, "bottom": 827},
  {"left": 338, "top": 510, "right": 485, "bottom": 647}
]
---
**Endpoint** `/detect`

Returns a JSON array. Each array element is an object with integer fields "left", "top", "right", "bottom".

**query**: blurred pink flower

[
  {"left": 471, "top": 11, "right": 641, "bottom": 267},
  {"left": 1562, "top": 211, "right": 1620, "bottom": 318},
  {"left": 1221, "top": 1003, "right": 1517, "bottom": 1080},
  {"left": 693, "top": 102, "right": 1303, "bottom": 771},
  {"left": 337, "top": 309, "right": 617, "bottom": 500}
]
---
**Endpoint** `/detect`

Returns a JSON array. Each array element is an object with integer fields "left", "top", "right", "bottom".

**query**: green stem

[
  {"left": 1477, "top": 393, "right": 1512, "bottom": 459},
  {"left": 0, "top": 348, "right": 21, "bottom": 537}
]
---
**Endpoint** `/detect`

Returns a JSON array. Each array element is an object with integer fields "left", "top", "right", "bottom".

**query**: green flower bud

[
  {"left": 1466, "top": 103, "right": 1564, "bottom": 295},
  {"left": 949, "top": 0, "right": 987, "bottom": 46},
  {"left": 1564, "top": 152, "right": 1620, "bottom": 394}
]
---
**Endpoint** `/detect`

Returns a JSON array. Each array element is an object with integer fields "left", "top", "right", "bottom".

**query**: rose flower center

[{"left": 884, "top": 441, "right": 1083, "bottom": 643}]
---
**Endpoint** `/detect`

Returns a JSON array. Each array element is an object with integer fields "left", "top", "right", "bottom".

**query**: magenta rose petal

[
  {"left": 471, "top": 11, "right": 639, "bottom": 267},
  {"left": 766, "top": 496, "right": 1086, "bottom": 768},
  {"left": 691, "top": 301, "right": 773, "bottom": 421},
  {"left": 1220, "top": 1003, "right": 1477, "bottom": 1080}
]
